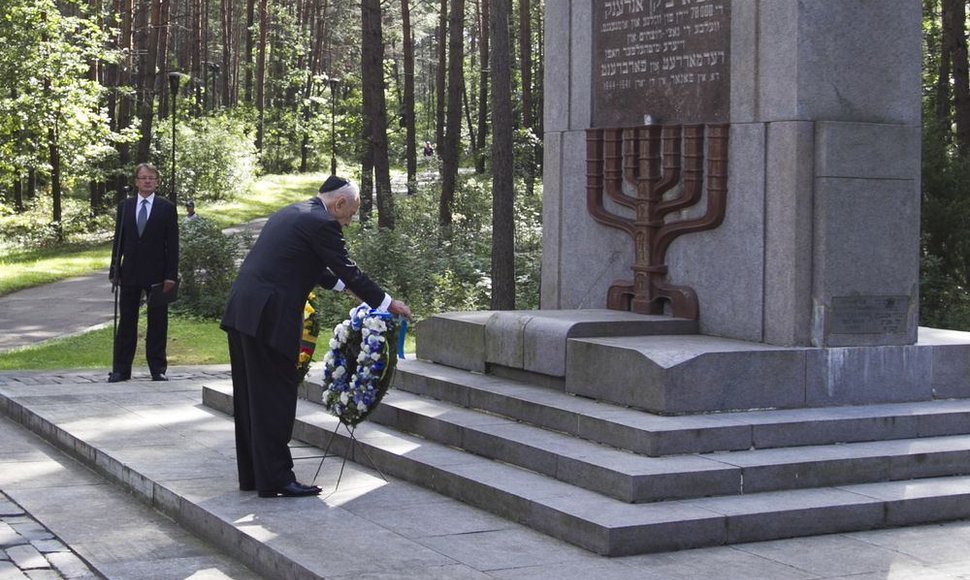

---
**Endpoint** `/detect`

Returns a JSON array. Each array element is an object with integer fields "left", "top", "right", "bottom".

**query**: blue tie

[{"left": 137, "top": 199, "right": 148, "bottom": 236}]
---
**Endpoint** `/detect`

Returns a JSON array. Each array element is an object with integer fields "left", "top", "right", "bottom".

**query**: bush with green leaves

[
  {"left": 176, "top": 216, "right": 238, "bottom": 318},
  {"left": 152, "top": 111, "right": 257, "bottom": 204},
  {"left": 0, "top": 194, "right": 113, "bottom": 248},
  {"left": 342, "top": 171, "right": 542, "bottom": 328}
]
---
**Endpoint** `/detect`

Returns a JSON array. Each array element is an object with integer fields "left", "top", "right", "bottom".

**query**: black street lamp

[
  {"left": 168, "top": 72, "right": 181, "bottom": 205},
  {"left": 329, "top": 77, "right": 340, "bottom": 175}
]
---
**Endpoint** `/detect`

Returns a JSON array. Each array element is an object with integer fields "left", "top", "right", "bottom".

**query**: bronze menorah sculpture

[{"left": 586, "top": 123, "right": 729, "bottom": 319}]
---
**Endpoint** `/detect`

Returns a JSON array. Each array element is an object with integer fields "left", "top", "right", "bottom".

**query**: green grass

[
  {"left": 0, "top": 172, "right": 325, "bottom": 298},
  {"left": 188, "top": 172, "right": 326, "bottom": 229},
  {"left": 0, "top": 309, "right": 417, "bottom": 371},
  {"left": 0, "top": 170, "right": 417, "bottom": 371},
  {"left": 0, "top": 243, "right": 113, "bottom": 296},
  {"left": 0, "top": 311, "right": 230, "bottom": 370}
]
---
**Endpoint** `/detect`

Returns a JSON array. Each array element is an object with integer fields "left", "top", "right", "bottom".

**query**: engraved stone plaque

[
  {"left": 592, "top": 0, "right": 731, "bottom": 127},
  {"left": 830, "top": 296, "right": 910, "bottom": 335}
]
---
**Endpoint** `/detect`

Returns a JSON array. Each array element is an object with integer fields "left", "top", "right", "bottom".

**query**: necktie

[{"left": 137, "top": 199, "right": 148, "bottom": 236}]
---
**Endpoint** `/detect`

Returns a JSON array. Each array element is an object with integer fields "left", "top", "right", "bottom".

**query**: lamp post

[
  {"left": 168, "top": 72, "right": 181, "bottom": 205},
  {"left": 329, "top": 77, "right": 340, "bottom": 175}
]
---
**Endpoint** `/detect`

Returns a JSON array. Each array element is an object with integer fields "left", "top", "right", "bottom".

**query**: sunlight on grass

[
  {"left": 0, "top": 246, "right": 112, "bottom": 296},
  {"left": 0, "top": 309, "right": 417, "bottom": 371},
  {"left": 0, "top": 173, "right": 324, "bottom": 297},
  {"left": 0, "top": 311, "right": 230, "bottom": 370},
  {"left": 191, "top": 173, "right": 326, "bottom": 229}
]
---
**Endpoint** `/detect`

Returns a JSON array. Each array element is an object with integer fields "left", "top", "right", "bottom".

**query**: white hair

[{"left": 319, "top": 180, "right": 359, "bottom": 201}]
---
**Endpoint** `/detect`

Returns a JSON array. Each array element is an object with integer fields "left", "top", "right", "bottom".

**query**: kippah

[{"left": 319, "top": 175, "right": 349, "bottom": 193}]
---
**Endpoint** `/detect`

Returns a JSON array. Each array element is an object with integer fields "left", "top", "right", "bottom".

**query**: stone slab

[
  {"left": 566, "top": 328, "right": 970, "bottom": 414},
  {"left": 415, "top": 311, "right": 494, "bottom": 372},
  {"left": 419, "top": 309, "right": 696, "bottom": 377}
]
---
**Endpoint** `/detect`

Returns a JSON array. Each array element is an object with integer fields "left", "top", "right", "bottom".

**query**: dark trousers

[
  {"left": 226, "top": 329, "right": 299, "bottom": 491},
  {"left": 113, "top": 285, "right": 168, "bottom": 376}
]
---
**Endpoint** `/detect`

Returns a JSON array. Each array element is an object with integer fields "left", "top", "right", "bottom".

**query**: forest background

[{"left": 1, "top": 0, "right": 969, "bottom": 333}]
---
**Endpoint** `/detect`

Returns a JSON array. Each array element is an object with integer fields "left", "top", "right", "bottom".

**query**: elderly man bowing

[{"left": 221, "top": 176, "right": 412, "bottom": 498}]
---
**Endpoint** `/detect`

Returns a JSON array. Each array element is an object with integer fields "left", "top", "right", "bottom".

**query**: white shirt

[
  {"left": 330, "top": 279, "right": 393, "bottom": 311},
  {"left": 136, "top": 193, "right": 156, "bottom": 223}
]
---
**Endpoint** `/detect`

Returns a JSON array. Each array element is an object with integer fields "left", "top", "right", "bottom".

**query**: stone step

[
  {"left": 202, "top": 382, "right": 970, "bottom": 556},
  {"left": 372, "top": 388, "right": 970, "bottom": 502},
  {"left": 393, "top": 358, "right": 970, "bottom": 456}
]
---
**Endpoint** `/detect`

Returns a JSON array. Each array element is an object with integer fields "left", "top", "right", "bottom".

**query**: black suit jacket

[
  {"left": 221, "top": 197, "right": 386, "bottom": 362},
  {"left": 110, "top": 194, "right": 179, "bottom": 287}
]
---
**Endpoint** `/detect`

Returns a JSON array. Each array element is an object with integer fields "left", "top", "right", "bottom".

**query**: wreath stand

[
  {"left": 310, "top": 315, "right": 408, "bottom": 491},
  {"left": 311, "top": 419, "right": 388, "bottom": 491}
]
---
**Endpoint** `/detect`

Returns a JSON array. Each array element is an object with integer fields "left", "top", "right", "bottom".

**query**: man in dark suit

[
  {"left": 221, "top": 176, "right": 412, "bottom": 498},
  {"left": 109, "top": 163, "right": 180, "bottom": 383}
]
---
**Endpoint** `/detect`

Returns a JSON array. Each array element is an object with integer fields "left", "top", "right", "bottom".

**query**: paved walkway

[{"left": 7, "top": 371, "right": 970, "bottom": 578}]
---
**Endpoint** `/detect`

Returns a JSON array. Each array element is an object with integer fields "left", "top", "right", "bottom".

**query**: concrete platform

[
  {"left": 7, "top": 371, "right": 970, "bottom": 577},
  {"left": 415, "top": 311, "right": 970, "bottom": 414}
]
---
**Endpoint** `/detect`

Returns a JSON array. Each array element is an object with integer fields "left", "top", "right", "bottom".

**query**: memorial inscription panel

[
  {"left": 829, "top": 296, "right": 910, "bottom": 335},
  {"left": 592, "top": 0, "right": 731, "bottom": 127}
]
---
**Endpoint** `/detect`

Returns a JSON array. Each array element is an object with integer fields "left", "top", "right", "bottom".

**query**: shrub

[
  {"left": 153, "top": 111, "right": 257, "bottom": 204},
  {"left": 176, "top": 216, "right": 238, "bottom": 318}
]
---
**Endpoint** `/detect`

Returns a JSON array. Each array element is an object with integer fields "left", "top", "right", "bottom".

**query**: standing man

[
  {"left": 108, "top": 163, "right": 180, "bottom": 383},
  {"left": 221, "top": 176, "right": 412, "bottom": 498},
  {"left": 184, "top": 199, "right": 198, "bottom": 222}
]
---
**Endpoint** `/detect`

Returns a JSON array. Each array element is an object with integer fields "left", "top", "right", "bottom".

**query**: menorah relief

[{"left": 586, "top": 123, "right": 729, "bottom": 319}]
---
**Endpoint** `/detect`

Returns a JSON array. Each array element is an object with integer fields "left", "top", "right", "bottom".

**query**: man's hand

[
  {"left": 388, "top": 299, "right": 412, "bottom": 321},
  {"left": 162, "top": 279, "right": 177, "bottom": 293}
]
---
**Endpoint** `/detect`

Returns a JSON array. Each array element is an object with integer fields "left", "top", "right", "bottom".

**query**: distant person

[
  {"left": 423, "top": 141, "right": 434, "bottom": 158},
  {"left": 108, "top": 162, "right": 179, "bottom": 383},
  {"left": 221, "top": 175, "right": 412, "bottom": 498},
  {"left": 184, "top": 199, "right": 198, "bottom": 222}
]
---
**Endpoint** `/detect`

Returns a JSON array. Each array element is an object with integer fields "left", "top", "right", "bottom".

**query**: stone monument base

[{"left": 416, "top": 310, "right": 970, "bottom": 415}]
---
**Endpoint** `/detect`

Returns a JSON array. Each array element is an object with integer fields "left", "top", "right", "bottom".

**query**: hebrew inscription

[{"left": 592, "top": 0, "right": 731, "bottom": 127}]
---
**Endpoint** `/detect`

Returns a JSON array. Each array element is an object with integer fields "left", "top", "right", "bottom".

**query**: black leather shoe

[
  {"left": 107, "top": 372, "right": 130, "bottom": 383},
  {"left": 258, "top": 481, "right": 322, "bottom": 498},
  {"left": 151, "top": 373, "right": 168, "bottom": 381}
]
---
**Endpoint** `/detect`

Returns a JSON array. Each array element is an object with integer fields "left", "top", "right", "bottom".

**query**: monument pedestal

[{"left": 417, "top": 311, "right": 970, "bottom": 415}]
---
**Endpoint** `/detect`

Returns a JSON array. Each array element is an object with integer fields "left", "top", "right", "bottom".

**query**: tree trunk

[
  {"left": 519, "top": 0, "right": 532, "bottom": 129},
  {"left": 943, "top": 0, "right": 970, "bottom": 152},
  {"left": 255, "top": 0, "right": 268, "bottom": 150},
  {"left": 435, "top": 0, "right": 447, "bottom": 153},
  {"left": 439, "top": 0, "right": 465, "bottom": 228},
  {"left": 490, "top": 0, "right": 515, "bottom": 310},
  {"left": 157, "top": 0, "right": 172, "bottom": 117},
  {"left": 462, "top": 80, "right": 476, "bottom": 153},
  {"left": 475, "top": 0, "right": 489, "bottom": 174},
  {"left": 402, "top": 0, "right": 417, "bottom": 195},
  {"left": 222, "top": 0, "right": 234, "bottom": 107},
  {"left": 49, "top": 122, "right": 63, "bottom": 240},
  {"left": 13, "top": 178, "right": 24, "bottom": 213},
  {"left": 134, "top": 0, "right": 162, "bottom": 164},
  {"left": 117, "top": 0, "right": 133, "bottom": 197},
  {"left": 361, "top": 0, "right": 394, "bottom": 229},
  {"left": 245, "top": 0, "right": 255, "bottom": 102}
]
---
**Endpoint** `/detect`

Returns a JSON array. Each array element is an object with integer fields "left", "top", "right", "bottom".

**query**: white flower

[
  {"left": 339, "top": 392, "right": 350, "bottom": 405},
  {"left": 333, "top": 366, "right": 346, "bottom": 379},
  {"left": 357, "top": 352, "right": 368, "bottom": 363},
  {"left": 357, "top": 401, "right": 368, "bottom": 412},
  {"left": 370, "top": 352, "right": 381, "bottom": 361},
  {"left": 329, "top": 338, "right": 340, "bottom": 349}
]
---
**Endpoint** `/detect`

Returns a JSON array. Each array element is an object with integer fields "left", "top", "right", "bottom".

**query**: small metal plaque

[
  {"left": 592, "top": 0, "right": 731, "bottom": 127},
  {"left": 830, "top": 296, "right": 910, "bottom": 335}
]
